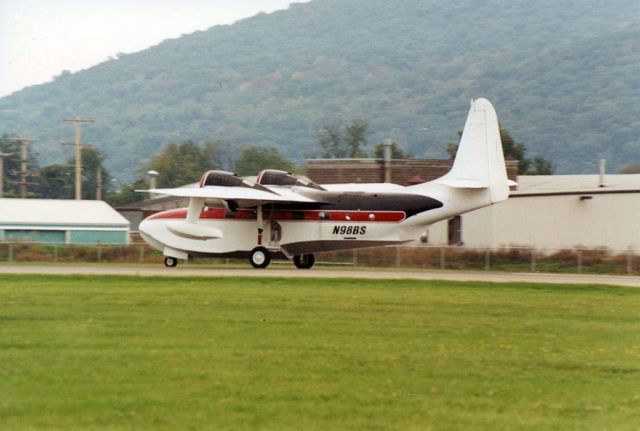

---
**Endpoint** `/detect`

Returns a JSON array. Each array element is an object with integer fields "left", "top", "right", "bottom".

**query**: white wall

[{"left": 447, "top": 193, "right": 640, "bottom": 251}]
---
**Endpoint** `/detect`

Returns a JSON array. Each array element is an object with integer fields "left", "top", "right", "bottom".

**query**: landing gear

[
  {"left": 249, "top": 246, "right": 271, "bottom": 269},
  {"left": 164, "top": 256, "right": 178, "bottom": 267},
  {"left": 293, "top": 254, "right": 315, "bottom": 269}
]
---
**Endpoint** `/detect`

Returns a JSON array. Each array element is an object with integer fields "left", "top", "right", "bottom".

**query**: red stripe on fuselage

[{"left": 146, "top": 208, "right": 405, "bottom": 222}]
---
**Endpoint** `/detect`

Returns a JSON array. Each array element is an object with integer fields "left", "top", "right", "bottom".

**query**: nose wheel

[
  {"left": 293, "top": 254, "right": 315, "bottom": 269},
  {"left": 164, "top": 256, "right": 178, "bottom": 267},
  {"left": 249, "top": 247, "right": 271, "bottom": 269}
]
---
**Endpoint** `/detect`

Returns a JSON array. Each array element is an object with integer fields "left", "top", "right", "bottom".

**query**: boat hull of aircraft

[{"left": 141, "top": 205, "right": 426, "bottom": 253}]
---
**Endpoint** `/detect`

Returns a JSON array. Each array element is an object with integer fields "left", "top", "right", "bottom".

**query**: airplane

[{"left": 138, "top": 98, "right": 513, "bottom": 269}]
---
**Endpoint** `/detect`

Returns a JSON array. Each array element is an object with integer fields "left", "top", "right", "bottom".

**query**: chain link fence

[
  {"left": 316, "top": 246, "right": 638, "bottom": 275},
  {"left": 1, "top": 242, "right": 639, "bottom": 275},
  {"left": 0, "top": 243, "right": 164, "bottom": 265}
]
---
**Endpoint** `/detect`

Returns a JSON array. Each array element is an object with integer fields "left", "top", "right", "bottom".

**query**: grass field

[{"left": 1, "top": 275, "right": 639, "bottom": 430}]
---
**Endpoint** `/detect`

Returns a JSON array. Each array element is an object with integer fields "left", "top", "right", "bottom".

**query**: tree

[
  {"left": 203, "top": 139, "right": 233, "bottom": 172},
  {"left": 105, "top": 139, "right": 231, "bottom": 206},
  {"left": 105, "top": 178, "right": 148, "bottom": 207},
  {"left": 80, "top": 147, "right": 111, "bottom": 200},
  {"left": 528, "top": 155, "right": 555, "bottom": 175},
  {"left": 372, "top": 141, "right": 413, "bottom": 159},
  {"left": 316, "top": 119, "right": 369, "bottom": 158},
  {"left": 234, "top": 146, "right": 296, "bottom": 176},
  {"left": 147, "top": 140, "right": 222, "bottom": 188},
  {"left": 618, "top": 164, "right": 640, "bottom": 174},
  {"left": 34, "top": 147, "right": 111, "bottom": 200},
  {"left": 0, "top": 133, "right": 40, "bottom": 198},
  {"left": 445, "top": 141, "right": 459, "bottom": 160},
  {"left": 37, "top": 164, "right": 74, "bottom": 199},
  {"left": 499, "top": 128, "right": 530, "bottom": 174}
]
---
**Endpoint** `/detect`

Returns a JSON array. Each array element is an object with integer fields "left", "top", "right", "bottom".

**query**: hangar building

[
  {"left": 425, "top": 174, "right": 640, "bottom": 252},
  {"left": 0, "top": 199, "right": 130, "bottom": 244}
]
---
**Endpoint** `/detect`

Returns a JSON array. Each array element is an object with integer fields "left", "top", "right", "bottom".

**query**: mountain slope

[{"left": 1, "top": 0, "right": 639, "bottom": 179}]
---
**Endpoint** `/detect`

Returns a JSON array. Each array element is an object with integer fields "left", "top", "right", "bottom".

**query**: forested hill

[{"left": 1, "top": 0, "right": 639, "bottom": 180}]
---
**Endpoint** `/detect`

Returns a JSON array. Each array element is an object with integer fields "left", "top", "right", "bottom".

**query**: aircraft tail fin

[{"left": 435, "top": 98, "right": 510, "bottom": 203}]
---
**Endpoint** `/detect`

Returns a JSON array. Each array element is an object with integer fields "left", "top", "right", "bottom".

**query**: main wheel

[
  {"left": 249, "top": 247, "right": 271, "bottom": 269},
  {"left": 293, "top": 253, "right": 315, "bottom": 269},
  {"left": 164, "top": 256, "right": 178, "bottom": 267}
]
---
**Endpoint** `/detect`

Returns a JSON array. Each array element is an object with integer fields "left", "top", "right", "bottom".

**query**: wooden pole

[
  {"left": 96, "top": 167, "right": 102, "bottom": 200},
  {"left": 0, "top": 152, "right": 12, "bottom": 198},
  {"left": 7, "top": 137, "right": 35, "bottom": 198},
  {"left": 63, "top": 118, "right": 94, "bottom": 200}
]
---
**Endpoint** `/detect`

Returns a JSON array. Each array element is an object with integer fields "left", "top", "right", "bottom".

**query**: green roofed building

[{"left": 0, "top": 199, "right": 129, "bottom": 245}]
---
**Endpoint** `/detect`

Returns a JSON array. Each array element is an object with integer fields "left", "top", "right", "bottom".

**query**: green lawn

[{"left": 1, "top": 275, "right": 639, "bottom": 430}]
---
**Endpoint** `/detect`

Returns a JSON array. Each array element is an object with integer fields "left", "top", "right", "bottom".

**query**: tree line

[
  {"left": 1, "top": 122, "right": 554, "bottom": 206},
  {"left": 0, "top": 134, "right": 109, "bottom": 201}
]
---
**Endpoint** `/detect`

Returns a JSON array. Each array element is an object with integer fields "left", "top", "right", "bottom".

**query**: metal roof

[
  {"left": 514, "top": 174, "right": 640, "bottom": 195},
  {"left": 0, "top": 199, "right": 130, "bottom": 226}
]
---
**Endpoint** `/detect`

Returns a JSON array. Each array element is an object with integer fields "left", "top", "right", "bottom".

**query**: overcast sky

[{"left": 0, "top": 0, "right": 309, "bottom": 97}]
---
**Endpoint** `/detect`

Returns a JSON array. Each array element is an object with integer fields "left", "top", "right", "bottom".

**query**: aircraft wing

[{"left": 138, "top": 186, "right": 317, "bottom": 203}]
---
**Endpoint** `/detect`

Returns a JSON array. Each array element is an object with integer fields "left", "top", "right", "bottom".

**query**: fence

[
  {"left": 317, "top": 246, "right": 639, "bottom": 275},
  {"left": 1, "top": 242, "right": 639, "bottom": 275},
  {"left": 0, "top": 242, "right": 164, "bottom": 265}
]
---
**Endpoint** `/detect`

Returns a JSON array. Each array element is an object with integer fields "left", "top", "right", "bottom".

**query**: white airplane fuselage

[
  {"left": 138, "top": 98, "right": 512, "bottom": 268},
  {"left": 139, "top": 182, "right": 493, "bottom": 259}
]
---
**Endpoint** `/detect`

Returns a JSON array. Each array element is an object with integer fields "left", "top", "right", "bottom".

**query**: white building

[
  {"left": 0, "top": 199, "right": 130, "bottom": 244},
  {"left": 426, "top": 174, "right": 640, "bottom": 252}
]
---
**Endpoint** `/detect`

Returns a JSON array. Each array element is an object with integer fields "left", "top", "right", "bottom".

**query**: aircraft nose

[{"left": 138, "top": 218, "right": 151, "bottom": 235}]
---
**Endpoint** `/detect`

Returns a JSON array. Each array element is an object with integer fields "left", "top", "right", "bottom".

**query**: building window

[
  {"left": 448, "top": 216, "right": 462, "bottom": 246},
  {"left": 4, "top": 229, "right": 66, "bottom": 244}
]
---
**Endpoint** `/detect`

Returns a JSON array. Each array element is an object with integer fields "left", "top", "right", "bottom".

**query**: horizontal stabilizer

[
  {"left": 166, "top": 221, "right": 223, "bottom": 240},
  {"left": 435, "top": 178, "right": 488, "bottom": 189}
]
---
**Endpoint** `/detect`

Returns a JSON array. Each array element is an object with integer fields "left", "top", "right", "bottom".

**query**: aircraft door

[{"left": 270, "top": 220, "right": 282, "bottom": 247}]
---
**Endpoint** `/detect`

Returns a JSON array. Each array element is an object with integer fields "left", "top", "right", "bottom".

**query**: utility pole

[
  {"left": 0, "top": 151, "right": 14, "bottom": 198},
  {"left": 63, "top": 117, "right": 94, "bottom": 200},
  {"left": 96, "top": 166, "right": 102, "bottom": 201},
  {"left": 7, "top": 137, "right": 36, "bottom": 198}
]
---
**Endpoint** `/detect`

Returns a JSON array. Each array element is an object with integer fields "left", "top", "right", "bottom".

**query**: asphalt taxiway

[{"left": 1, "top": 264, "right": 639, "bottom": 287}]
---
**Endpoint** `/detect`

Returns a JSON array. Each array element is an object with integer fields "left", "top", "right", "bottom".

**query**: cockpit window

[
  {"left": 257, "top": 169, "right": 325, "bottom": 190},
  {"left": 199, "top": 170, "right": 272, "bottom": 192}
]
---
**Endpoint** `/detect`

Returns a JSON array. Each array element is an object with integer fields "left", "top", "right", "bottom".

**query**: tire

[
  {"left": 164, "top": 256, "right": 178, "bottom": 267},
  {"left": 249, "top": 247, "right": 271, "bottom": 269},
  {"left": 293, "top": 253, "right": 315, "bottom": 269}
]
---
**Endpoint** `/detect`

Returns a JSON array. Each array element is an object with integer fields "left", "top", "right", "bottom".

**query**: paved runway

[{"left": 1, "top": 264, "right": 639, "bottom": 287}]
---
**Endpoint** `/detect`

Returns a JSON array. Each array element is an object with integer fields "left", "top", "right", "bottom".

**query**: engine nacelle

[{"left": 199, "top": 170, "right": 245, "bottom": 188}]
